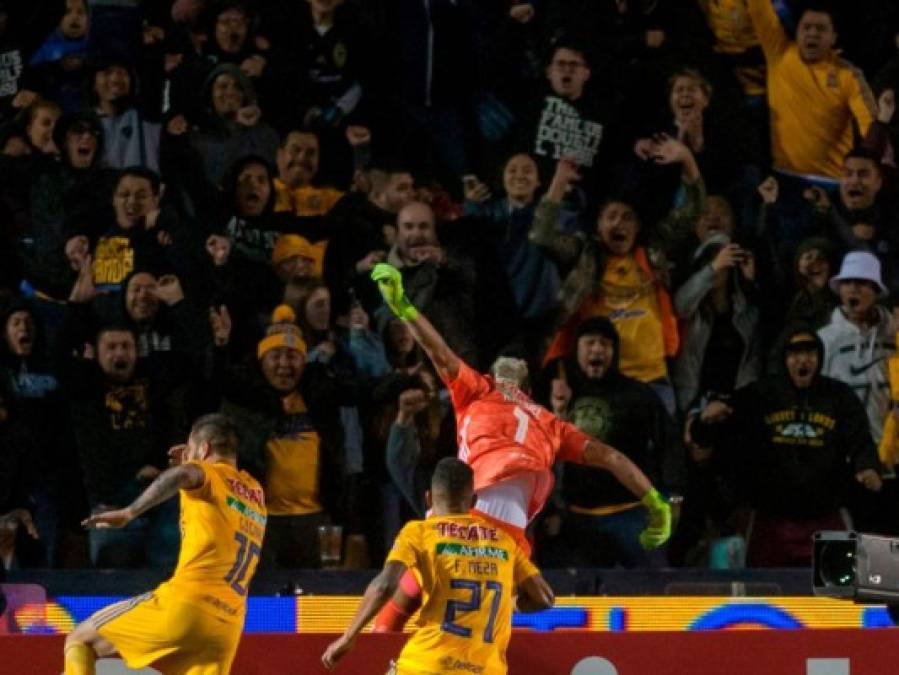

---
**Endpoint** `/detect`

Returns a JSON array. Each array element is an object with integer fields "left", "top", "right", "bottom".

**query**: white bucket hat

[{"left": 829, "top": 251, "right": 888, "bottom": 295}]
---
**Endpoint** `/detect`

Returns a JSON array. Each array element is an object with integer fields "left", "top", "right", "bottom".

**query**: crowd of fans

[{"left": 2, "top": 0, "right": 899, "bottom": 573}]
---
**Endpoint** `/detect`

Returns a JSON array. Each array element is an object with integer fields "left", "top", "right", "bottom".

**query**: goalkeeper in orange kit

[{"left": 368, "top": 263, "right": 672, "bottom": 632}]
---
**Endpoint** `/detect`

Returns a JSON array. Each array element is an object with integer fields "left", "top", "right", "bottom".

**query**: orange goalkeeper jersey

[{"left": 443, "top": 361, "right": 592, "bottom": 520}]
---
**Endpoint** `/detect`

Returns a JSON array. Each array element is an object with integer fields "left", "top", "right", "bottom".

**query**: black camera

[{"left": 813, "top": 531, "right": 899, "bottom": 603}]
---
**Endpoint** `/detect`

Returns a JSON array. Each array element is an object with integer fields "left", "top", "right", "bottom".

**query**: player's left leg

[
  {"left": 150, "top": 609, "right": 241, "bottom": 675},
  {"left": 63, "top": 608, "right": 124, "bottom": 674},
  {"left": 92, "top": 592, "right": 180, "bottom": 670}
]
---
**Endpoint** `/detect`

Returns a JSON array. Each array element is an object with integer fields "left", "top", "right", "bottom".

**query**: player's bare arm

[
  {"left": 322, "top": 560, "right": 408, "bottom": 670},
  {"left": 583, "top": 438, "right": 653, "bottom": 499},
  {"left": 583, "top": 439, "right": 672, "bottom": 549},
  {"left": 405, "top": 310, "right": 461, "bottom": 379},
  {"left": 81, "top": 462, "right": 205, "bottom": 530},
  {"left": 372, "top": 262, "right": 461, "bottom": 378},
  {"left": 515, "top": 574, "right": 555, "bottom": 613}
]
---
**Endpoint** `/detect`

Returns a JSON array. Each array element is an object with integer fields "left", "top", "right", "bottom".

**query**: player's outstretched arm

[
  {"left": 583, "top": 439, "right": 652, "bottom": 498},
  {"left": 405, "top": 308, "right": 461, "bottom": 379},
  {"left": 583, "top": 439, "right": 672, "bottom": 550},
  {"left": 81, "top": 463, "right": 205, "bottom": 530},
  {"left": 371, "top": 263, "right": 460, "bottom": 378},
  {"left": 516, "top": 573, "right": 554, "bottom": 612},
  {"left": 322, "top": 560, "right": 408, "bottom": 670}
]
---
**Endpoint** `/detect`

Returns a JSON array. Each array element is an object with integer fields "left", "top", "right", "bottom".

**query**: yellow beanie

[
  {"left": 257, "top": 304, "right": 307, "bottom": 359},
  {"left": 272, "top": 234, "right": 328, "bottom": 277}
]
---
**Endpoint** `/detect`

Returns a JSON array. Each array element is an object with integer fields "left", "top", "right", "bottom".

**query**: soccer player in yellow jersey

[
  {"left": 322, "top": 458, "right": 553, "bottom": 675},
  {"left": 63, "top": 414, "right": 267, "bottom": 675}
]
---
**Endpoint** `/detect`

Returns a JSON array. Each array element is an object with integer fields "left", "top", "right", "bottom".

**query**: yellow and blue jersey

[
  {"left": 387, "top": 513, "right": 539, "bottom": 675},
  {"left": 156, "top": 462, "right": 267, "bottom": 623}
]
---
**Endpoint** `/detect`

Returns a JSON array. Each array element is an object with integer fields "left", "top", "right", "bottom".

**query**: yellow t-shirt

[
  {"left": 264, "top": 392, "right": 323, "bottom": 516},
  {"left": 387, "top": 513, "right": 540, "bottom": 675},
  {"left": 577, "top": 255, "right": 667, "bottom": 383},
  {"left": 157, "top": 462, "right": 267, "bottom": 623},
  {"left": 748, "top": 0, "right": 875, "bottom": 178},
  {"left": 274, "top": 179, "right": 343, "bottom": 216}
]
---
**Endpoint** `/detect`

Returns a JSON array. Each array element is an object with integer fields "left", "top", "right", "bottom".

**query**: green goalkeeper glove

[
  {"left": 371, "top": 263, "right": 420, "bottom": 322},
  {"left": 639, "top": 488, "right": 672, "bottom": 550}
]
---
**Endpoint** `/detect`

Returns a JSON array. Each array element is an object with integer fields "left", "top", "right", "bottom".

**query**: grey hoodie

[{"left": 671, "top": 233, "right": 761, "bottom": 410}]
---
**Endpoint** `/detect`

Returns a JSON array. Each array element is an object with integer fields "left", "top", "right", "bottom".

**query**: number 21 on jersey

[{"left": 442, "top": 578, "right": 503, "bottom": 642}]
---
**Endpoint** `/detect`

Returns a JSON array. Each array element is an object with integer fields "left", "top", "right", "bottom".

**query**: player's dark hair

[
  {"left": 431, "top": 458, "right": 474, "bottom": 500},
  {"left": 191, "top": 413, "right": 239, "bottom": 457}
]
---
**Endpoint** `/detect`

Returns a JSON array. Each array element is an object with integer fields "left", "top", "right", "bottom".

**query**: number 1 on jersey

[{"left": 513, "top": 407, "right": 529, "bottom": 444}]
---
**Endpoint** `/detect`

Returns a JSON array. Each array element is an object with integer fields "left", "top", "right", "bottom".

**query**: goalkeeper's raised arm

[{"left": 371, "top": 263, "right": 461, "bottom": 379}]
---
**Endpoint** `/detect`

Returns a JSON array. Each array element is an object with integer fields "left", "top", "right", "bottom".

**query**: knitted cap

[
  {"left": 257, "top": 304, "right": 307, "bottom": 359},
  {"left": 271, "top": 234, "right": 327, "bottom": 277}
]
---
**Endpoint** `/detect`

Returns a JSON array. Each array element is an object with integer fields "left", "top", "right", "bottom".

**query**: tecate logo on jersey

[
  {"left": 226, "top": 478, "right": 264, "bottom": 508},
  {"left": 434, "top": 522, "right": 499, "bottom": 542}
]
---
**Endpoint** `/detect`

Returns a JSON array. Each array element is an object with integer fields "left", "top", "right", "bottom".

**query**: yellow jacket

[
  {"left": 699, "top": 0, "right": 765, "bottom": 95},
  {"left": 748, "top": 0, "right": 876, "bottom": 178},
  {"left": 702, "top": 0, "right": 758, "bottom": 54},
  {"left": 273, "top": 179, "right": 343, "bottom": 217}
]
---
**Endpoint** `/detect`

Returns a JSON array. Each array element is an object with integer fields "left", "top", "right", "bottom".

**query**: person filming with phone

[{"left": 671, "top": 231, "right": 763, "bottom": 415}]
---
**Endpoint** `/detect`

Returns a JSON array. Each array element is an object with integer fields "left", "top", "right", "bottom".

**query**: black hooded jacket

[
  {"left": 52, "top": 300, "right": 202, "bottom": 506},
  {"left": 2, "top": 111, "right": 114, "bottom": 297},
  {"left": 542, "top": 317, "right": 686, "bottom": 509},
  {"left": 0, "top": 375, "right": 39, "bottom": 516},
  {"left": 692, "top": 328, "right": 879, "bottom": 519},
  {"left": 214, "top": 154, "right": 327, "bottom": 265},
  {"left": 0, "top": 298, "right": 71, "bottom": 495}
]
